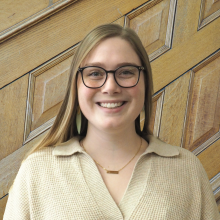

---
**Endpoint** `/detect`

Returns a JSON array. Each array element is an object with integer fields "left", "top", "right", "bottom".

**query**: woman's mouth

[{"left": 98, "top": 102, "right": 125, "bottom": 109}]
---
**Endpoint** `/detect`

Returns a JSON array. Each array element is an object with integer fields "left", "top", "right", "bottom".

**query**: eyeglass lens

[{"left": 82, "top": 66, "right": 140, "bottom": 88}]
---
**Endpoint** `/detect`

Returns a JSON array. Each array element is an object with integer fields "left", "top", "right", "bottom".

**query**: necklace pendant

[{"left": 107, "top": 170, "right": 119, "bottom": 174}]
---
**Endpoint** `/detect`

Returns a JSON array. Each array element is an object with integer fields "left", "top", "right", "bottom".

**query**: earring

[
  {"left": 76, "top": 106, "right": 81, "bottom": 134},
  {"left": 140, "top": 105, "right": 145, "bottom": 131}
]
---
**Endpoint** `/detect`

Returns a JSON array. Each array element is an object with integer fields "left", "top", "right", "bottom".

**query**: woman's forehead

[{"left": 81, "top": 37, "right": 141, "bottom": 68}]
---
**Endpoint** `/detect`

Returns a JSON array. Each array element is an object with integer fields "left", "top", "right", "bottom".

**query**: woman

[{"left": 4, "top": 24, "right": 219, "bottom": 219}]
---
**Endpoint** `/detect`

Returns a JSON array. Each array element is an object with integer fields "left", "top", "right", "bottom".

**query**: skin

[{"left": 77, "top": 37, "right": 148, "bottom": 205}]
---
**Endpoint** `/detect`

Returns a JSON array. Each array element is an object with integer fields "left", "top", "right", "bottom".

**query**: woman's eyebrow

[{"left": 83, "top": 62, "right": 140, "bottom": 68}]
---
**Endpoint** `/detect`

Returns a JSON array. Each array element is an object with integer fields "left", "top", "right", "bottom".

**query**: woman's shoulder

[
  {"left": 24, "top": 136, "right": 82, "bottom": 165},
  {"left": 11, "top": 139, "right": 82, "bottom": 191},
  {"left": 147, "top": 135, "right": 206, "bottom": 174},
  {"left": 23, "top": 146, "right": 56, "bottom": 167}
]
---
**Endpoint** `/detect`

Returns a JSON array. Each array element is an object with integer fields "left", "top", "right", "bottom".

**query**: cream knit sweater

[{"left": 4, "top": 136, "right": 220, "bottom": 219}]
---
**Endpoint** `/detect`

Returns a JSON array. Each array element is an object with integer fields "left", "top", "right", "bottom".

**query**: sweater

[{"left": 3, "top": 135, "right": 220, "bottom": 219}]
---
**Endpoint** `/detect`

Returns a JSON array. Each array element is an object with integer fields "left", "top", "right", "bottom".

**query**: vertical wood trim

[
  {"left": 164, "top": 0, "right": 177, "bottom": 46},
  {"left": 180, "top": 71, "right": 193, "bottom": 147},
  {"left": 153, "top": 90, "right": 165, "bottom": 137}
]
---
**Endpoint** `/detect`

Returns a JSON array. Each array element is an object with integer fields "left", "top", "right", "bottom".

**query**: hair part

[{"left": 25, "top": 24, "right": 153, "bottom": 158}]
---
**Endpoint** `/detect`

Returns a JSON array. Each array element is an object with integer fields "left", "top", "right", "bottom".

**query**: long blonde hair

[{"left": 26, "top": 24, "right": 153, "bottom": 157}]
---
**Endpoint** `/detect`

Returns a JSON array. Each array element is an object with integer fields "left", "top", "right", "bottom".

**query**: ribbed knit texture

[{"left": 3, "top": 136, "right": 220, "bottom": 220}]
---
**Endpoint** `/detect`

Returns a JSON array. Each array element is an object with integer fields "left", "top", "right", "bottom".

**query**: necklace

[{"left": 80, "top": 138, "right": 142, "bottom": 174}]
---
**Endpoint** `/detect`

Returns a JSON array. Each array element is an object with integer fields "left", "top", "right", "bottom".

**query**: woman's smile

[
  {"left": 98, "top": 101, "right": 125, "bottom": 109},
  {"left": 77, "top": 37, "right": 145, "bottom": 131}
]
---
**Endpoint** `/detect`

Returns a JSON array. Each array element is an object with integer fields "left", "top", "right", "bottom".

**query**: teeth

[{"left": 100, "top": 102, "right": 123, "bottom": 108}]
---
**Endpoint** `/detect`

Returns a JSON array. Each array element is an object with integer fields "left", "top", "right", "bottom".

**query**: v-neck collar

[
  {"left": 79, "top": 152, "right": 124, "bottom": 219},
  {"left": 53, "top": 135, "right": 180, "bottom": 218}
]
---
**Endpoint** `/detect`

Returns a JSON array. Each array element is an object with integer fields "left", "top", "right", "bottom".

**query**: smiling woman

[
  {"left": 77, "top": 37, "right": 145, "bottom": 133},
  {"left": 3, "top": 24, "right": 220, "bottom": 220}
]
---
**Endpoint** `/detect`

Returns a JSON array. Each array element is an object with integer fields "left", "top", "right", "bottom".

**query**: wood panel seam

[
  {"left": 23, "top": 44, "right": 78, "bottom": 144},
  {"left": 198, "top": 0, "right": 220, "bottom": 30},
  {"left": 180, "top": 71, "right": 194, "bottom": 148},
  {"left": 0, "top": 0, "right": 79, "bottom": 43}
]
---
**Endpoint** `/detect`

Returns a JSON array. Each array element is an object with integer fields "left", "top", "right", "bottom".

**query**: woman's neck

[{"left": 82, "top": 123, "right": 145, "bottom": 170}]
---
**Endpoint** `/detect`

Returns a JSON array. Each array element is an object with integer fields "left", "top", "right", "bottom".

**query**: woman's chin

[{"left": 88, "top": 119, "right": 126, "bottom": 133}]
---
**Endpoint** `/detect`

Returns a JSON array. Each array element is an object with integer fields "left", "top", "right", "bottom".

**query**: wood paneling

[
  {"left": 159, "top": 71, "right": 191, "bottom": 147},
  {"left": 151, "top": 91, "right": 164, "bottom": 136},
  {"left": 198, "top": 139, "right": 220, "bottom": 180},
  {"left": 0, "top": 0, "right": 148, "bottom": 89},
  {"left": 0, "top": 74, "right": 29, "bottom": 160},
  {"left": 0, "top": 0, "right": 50, "bottom": 32},
  {"left": 0, "top": 195, "right": 8, "bottom": 220},
  {"left": 203, "top": 0, "right": 220, "bottom": 18},
  {"left": 0, "top": 0, "right": 79, "bottom": 43},
  {"left": 141, "top": 90, "right": 164, "bottom": 134},
  {"left": 141, "top": 90, "right": 164, "bottom": 135},
  {"left": 217, "top": 199, "right": 220, "bottom": 212},
  {"left": 113, "top": 17, "right": 125, "bottom": 26},
  {"left": 0, "top": 131, "right": 47, "bottom": 199},
  {"left": 31, "top": 57, "right": 71, "bottom": 131},
  {"left": 24, "top": 46, "right": 77, "bottom": 143},
  {"left": 151, "top": 17, "right": 220, "bottom": 93},
  {"left": 199, "top": 0, "right": 220, "bottom": 29},
  {"left": 172, "top": 0, "right": 201, "bottom": 47},
  {"left": 183, "top": 52, "right": 220, "bottom": 152},
  {"left": 126, "top": 0, "right": 176, "bottom": 61}
]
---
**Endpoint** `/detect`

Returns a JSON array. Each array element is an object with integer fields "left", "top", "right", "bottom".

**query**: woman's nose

[{"left": 101, "top": 73, "right": 121, "bottom": 94}]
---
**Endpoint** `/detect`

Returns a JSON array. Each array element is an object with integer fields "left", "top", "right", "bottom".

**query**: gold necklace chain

[{"left": 80, "top": 138, "right": 142, "bottom": 174}]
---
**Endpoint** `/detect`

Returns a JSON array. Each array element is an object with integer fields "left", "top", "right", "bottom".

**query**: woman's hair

[{"left": 26, "top": 23, "right": 153, "bottom": 156}]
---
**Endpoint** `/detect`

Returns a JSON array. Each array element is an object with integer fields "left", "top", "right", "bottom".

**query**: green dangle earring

[{"left": 76, "top": 106, "right": 81, "bottom": 135}]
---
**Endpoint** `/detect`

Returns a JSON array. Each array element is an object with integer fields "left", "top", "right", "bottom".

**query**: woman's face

[{"left": 77, "top": 37, "right": 145, "bottom": 132}]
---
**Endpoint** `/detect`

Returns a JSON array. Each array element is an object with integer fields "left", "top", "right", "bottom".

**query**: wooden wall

[{"left": 0, "top": 0, "right": 220, "bottom": 217}]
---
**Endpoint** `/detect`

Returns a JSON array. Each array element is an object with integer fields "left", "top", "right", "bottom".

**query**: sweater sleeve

[
  {"left": 3, "top": 160, "right": 31, "bottom": 220},
  {"left": 198, "top": 160, "right": 220, "bottom": 220}
]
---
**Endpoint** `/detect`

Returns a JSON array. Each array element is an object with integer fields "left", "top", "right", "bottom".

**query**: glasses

[{"left": 78, "top": 65, "right": 144, "bottom": 89}]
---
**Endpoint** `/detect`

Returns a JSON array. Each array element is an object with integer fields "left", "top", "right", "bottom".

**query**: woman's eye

[
  {"left": 89, "top": 71, "right": 101, "bottom": 76},
  {"left": 86, "top": 70, "right": 105, "bottom": 80},
  {"left": 121, "top": 71, "right": 133, "bottom": 75},
  {"left": 118, "top": 70, "right": 135, "bottom": 77}
]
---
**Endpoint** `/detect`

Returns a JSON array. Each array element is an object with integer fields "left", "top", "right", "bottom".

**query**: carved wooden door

[{"left": 0, "top": 0, "right": 219, "bottom": 217}]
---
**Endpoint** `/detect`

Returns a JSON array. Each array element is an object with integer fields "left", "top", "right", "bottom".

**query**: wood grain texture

[
  {"left": 198, "top": 139, "right": 220, "bottom": 180},
  {"left": 152, "top": 91, "right": 164, "bottom": 136},
  {"left": 172, "top": 0, "right": 201, "bottom": 47},
  {"left": 202, "top": 0, "right": 220, "bottom": 19},
  {"left": 0, "top": 195, "right": 8, "bottom": 220},
  {"left": 140, "top": 91, "right": 164, "bottom": 134},
  {"left": 23, "top": 45, "right": 77, "bottom": 143},
  {"left": 0, "top": 0, "right": 147, "bottom": 89},
  {"left": 113, "top": 17, "right": 125, "bottom": 26},
  {"left": 127, "top": 0, "right": 176, "bottom": 61},
  {"left": 159, "top": 71, "right": 191, "bottom": 147},
  {"left": 199, "top": 0, "right": 220, "bottom": 29},
  {"left": 217, "top": 199, "right": 220, "bottom": 212},
  {"left": 0, "top": 131, "right": 47, "bottom": 199},
  {"left": 0, "top": 0, "right": 79, "bottom": 43},
  {"left": 31, "top": 56, "right": 71, "bottom": 131},
  {"left": 0, "top": 74, "right": 29, "bottom": 160},
  {"left": 151, "top": 17, "right": 220, "bottom": 93},
  {"left": 183, "top": 53, "right": 220, "bottom": 151},
  {"left": 128, "top": 0, "right": 167, "bottom": 53},
  {"left": 0, "top": 0, "right": 49, "bottom": 32}
]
